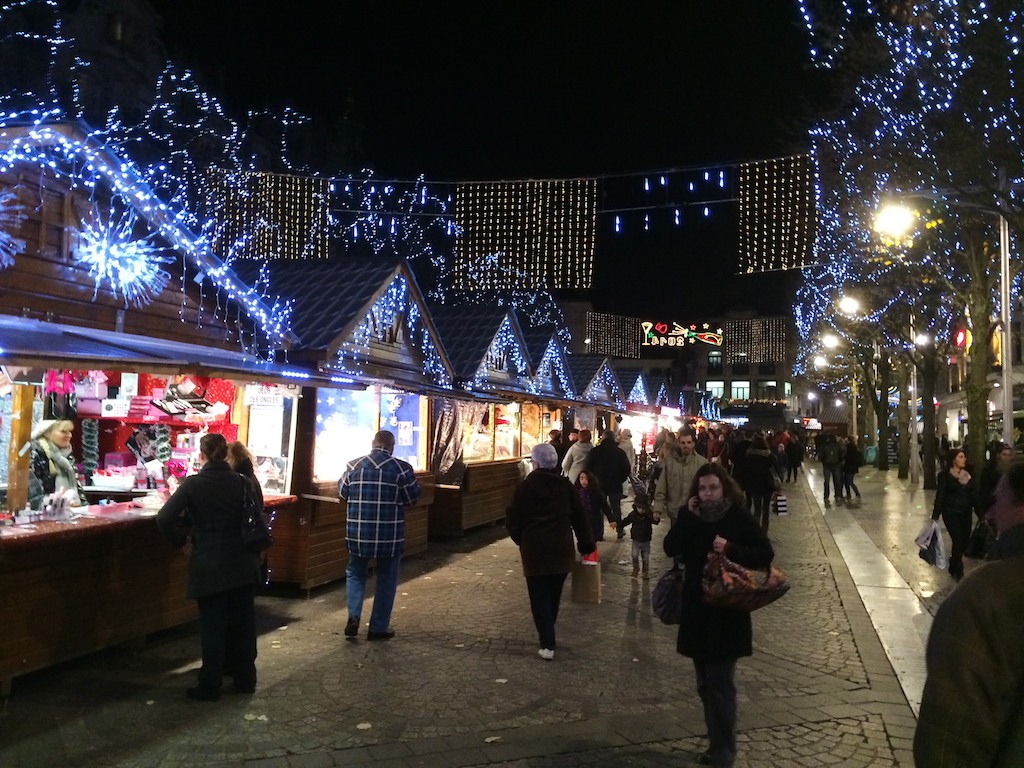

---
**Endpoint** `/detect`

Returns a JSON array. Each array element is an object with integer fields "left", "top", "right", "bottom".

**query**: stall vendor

[{"left": 29, "top": 419, "right": 87, "bottom": 508}]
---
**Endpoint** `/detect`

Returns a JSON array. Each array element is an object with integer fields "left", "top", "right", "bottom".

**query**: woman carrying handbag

[{"left": 663, "top": 463, "right": 774, "bottom": 767}]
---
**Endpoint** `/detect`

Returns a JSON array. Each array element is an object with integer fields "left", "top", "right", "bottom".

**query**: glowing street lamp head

[
  {"left": 814, "top": 355, "right": 827, "bottom": 369},
  {"left": 838, "top": 296, "right": 860, "bottom": 315},
  {"left": 822, "top": 334, "right": 840, "bottom": 349},
  {"left": 874, "top": 204, "right": 917, "bottom": 238}
]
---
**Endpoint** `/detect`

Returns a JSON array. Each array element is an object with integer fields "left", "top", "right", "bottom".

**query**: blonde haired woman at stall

[{"left": 29, "top": 419, "right": 87, "bottom": 507}]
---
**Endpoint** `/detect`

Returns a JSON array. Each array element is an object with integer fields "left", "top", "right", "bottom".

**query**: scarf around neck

[{"left": 695, "top": 497, "right": 730, "bottom": 523}]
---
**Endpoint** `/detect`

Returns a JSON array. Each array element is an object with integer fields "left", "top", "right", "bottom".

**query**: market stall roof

[
  {"left": 0, "top": 315, "right": 343, "bottom": 386},
  {"left": 615, "top": 367, "right": 651, "bottom": 407},
  {"left": 428, "top": 303, "right": 534, "bottom": 398},
  {"left": 566, "top": 354, "right": 625, "bottom": 411},
  {"left": 518, "top": 322, "right": 575, "bottom": 401},
  {"left": 0, "top": 121, "right": 298, "bottom": 349},
  {"left": 233, "top": 256, "right": 455, "bottom": 392}
]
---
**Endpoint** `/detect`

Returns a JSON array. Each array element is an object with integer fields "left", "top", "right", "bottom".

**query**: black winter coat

[
  {"left": 506, "top": 468, "right": 596, "bottom": 577},
  {"left": 663, "top": 503, "right": 774, "bottom": 660},
  {"left": 587, "top": 440, "right": 631, "bottom": 496},
  {"left": 931, "top": 470, "right": 976, "bottom": 521},
  {"left": 157, "top": 460, "right": 261, "bottom": 599},
  {"left": 743, "top": 448, "right": 778, "bottom": 496}
]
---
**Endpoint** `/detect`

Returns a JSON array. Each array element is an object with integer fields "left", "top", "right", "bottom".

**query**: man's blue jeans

[{"left": 346, "top": 553, "right": 402, "bottom": 634}]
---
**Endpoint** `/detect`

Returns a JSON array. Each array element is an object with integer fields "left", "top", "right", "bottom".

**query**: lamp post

[{"left": 876, "top": 201, "right": 1014, "bottom": 447}]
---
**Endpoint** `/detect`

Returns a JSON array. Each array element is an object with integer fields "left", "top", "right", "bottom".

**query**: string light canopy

[
  {"left": 585, "top": 311, "right": 641, "bottom": 359},
  {"left": 205, "top": 168, "right": 330, "bottom": 261},
  {"left": 738, "top": 155, "right": 815, "bottom": 273},
  {"left": 453, "top": 179, "right": 597, "bottom": 291},
  {"left": 723, "top": 317, "right": 787, "bottom": 365}
]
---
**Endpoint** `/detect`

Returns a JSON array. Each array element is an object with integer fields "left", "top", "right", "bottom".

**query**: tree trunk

[
  {"left": 896, "top": 362, "right": 910, "bottom": 479},
  {"left": 875, "top": 352, "right": 892, "bottom": 471},
  {"left": 920, "top": 346, "right": 940, "bottom": 489}
]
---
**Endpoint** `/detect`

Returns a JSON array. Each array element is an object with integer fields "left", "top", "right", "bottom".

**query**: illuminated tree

[{"left": 795, "top": 0, "right": 1024, "bottom": 473}]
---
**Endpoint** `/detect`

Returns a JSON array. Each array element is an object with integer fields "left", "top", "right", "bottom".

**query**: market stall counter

[
  {"left": 265, "top": 473, "right": 434, "bottom": 592},
  {"left": 0, "top": 500, "right": 193, "bottom": 694},
  {"left": 429, "top": 459, "right": 522, "bottom": 538}
]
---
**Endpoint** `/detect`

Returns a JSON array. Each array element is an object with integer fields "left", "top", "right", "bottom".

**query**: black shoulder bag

[{"left": 239, "top": 474, "right": 273, "bottom": 553}]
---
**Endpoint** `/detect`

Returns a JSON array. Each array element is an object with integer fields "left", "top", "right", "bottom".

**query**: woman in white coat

[{"left": 618, "top": 429, "right": 637, "bottom": 496}]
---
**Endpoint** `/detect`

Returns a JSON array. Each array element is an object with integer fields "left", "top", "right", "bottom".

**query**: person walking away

[
  {"left": 914, "top": 462, "right": 1024, "bottom": 767},
  {"left": 979, "top": 443, "right": 1014, "bottom": 520},
  {"left": 784, "top": 435, "right": 804, "bottom": 482},
  {"left": 664, "top": 463, "right": 774, "bottom": 767},
  {"left": 653, "top": 429, "right": 708, "bottom": 527},
  {"left": 339, "top": 430, "right": 422, "bottom": 640},
  {"left": 561, "top": 428, "right": 593, "bottom": 484},
  {"left": 819, "top": 435, "right": 844, "bottom": 504},
  {"left": 729, "top": 430, "right": 753, "bottom": 499},
  {"left": 589, "top": 429, "right": 632, "bottom": 538},
  {"left": 574, "top": 470, "right": 615, "bottom": 541},
  {"left": 696, "top": 427, "right": 710, "bottom": 458},
  {"left": 773, "top": 442, "right": 789, "bottom": 487},
  {"left": 156, "top": 433, "right": 261, "bottom": 701},
  {"left": 548, "top": 429, "right": 567, "bottom": 467},
  {"left": 618, "top": 489, "right": 660, "bottom": 578},
  {"left": 744, "top": 435, "right": 779, "bottom": 534},
  {"left": 506, "top": 443, "right": 596, "bottom": 661},
  {"left": 931, "top": 448, "right": 976, "bottom": 581},
  {"left": 617, "top": 428, "right": 637, "bottom": 496},
  {"left": 842, "top": 438, "right": 863, "bottom": 504}
]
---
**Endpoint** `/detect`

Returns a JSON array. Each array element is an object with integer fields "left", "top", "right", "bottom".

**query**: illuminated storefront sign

[{"left": 641, "top": 321, "right": 724, "bottom": 347}]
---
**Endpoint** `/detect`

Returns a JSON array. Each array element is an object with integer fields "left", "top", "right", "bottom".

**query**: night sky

[{"left": 149, "top": 1, "right": 817, "bottom": 318}]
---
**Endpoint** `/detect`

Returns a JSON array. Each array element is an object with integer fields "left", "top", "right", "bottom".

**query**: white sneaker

[{"left": 538, "top": 648, "right": 554, "bottom": 660}]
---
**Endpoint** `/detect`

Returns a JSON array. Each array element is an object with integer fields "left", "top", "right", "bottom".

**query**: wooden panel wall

[
  {"left": 0, "top": 519, "right": 195, "bottom": 687},
  {"left": 428, "top": 460, "right": 521, "bottom": 538},
  {"left": 0, "top": 169, "right": 258, "bottom": 349}
]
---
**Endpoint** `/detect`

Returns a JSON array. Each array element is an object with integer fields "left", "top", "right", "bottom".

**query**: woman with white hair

[{"left": 506, "top": 443, "right": 596, "bottom": 660}]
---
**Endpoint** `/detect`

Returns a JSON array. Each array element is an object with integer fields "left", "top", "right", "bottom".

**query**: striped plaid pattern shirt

[{"left": 339, "top": 448, "right": 421, "bottom": 558}]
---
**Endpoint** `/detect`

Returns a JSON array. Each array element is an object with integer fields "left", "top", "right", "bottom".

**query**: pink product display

[
  {"left": 77, "top": 399, "right": 103, "bottom": 416},
  {"left": 104, "top": 450, "right": 136, "bottom": 469}
]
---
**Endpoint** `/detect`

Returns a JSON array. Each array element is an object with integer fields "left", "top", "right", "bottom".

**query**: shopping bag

[
  {"left": 919, "top": 533, "right": 938, "bottom": 566},
  {"left": 702, "top": 552, "right": 789, "bottom": 612},
  {"left": 965, "top": 519, "right": 996, "bottom": 560},
  {"left": 773, "top": 493, "right": 788, "bottom": 516},
  {"left": 571, "top": 559, "right": 602, "bottom": 603},
  {"left": 651, "top": 566, "right": 685, "bottom": 624},
  {"left": 933, "top": 527, "right": 948, "bottom": 570},
  {"left": 914, "top": 520, "right": 937, "bottom": 550}
]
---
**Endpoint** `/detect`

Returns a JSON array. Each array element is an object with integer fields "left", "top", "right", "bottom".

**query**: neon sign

[{"left": 641, "top": 321, "right": 723, "bottom": 347}]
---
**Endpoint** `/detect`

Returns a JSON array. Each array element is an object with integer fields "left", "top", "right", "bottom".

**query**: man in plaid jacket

[{"left": 339, "top": 430, "right": 421, "bottom": 641}]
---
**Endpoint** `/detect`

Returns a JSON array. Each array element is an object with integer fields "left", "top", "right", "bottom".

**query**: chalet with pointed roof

[{"left": 566, "top": 354, "right": 624, "bottom": 411}]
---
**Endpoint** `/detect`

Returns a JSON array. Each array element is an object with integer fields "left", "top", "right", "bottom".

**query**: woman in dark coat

[
  {"left": 932, "top": 448, "right": 977, "bottom": 581},
  {"left": 743, "top": 434, "right": 779, "bottom": 534},
  {"left": 664, "top": 462, "right": 774, "bottom": 767},
  {"left": 506, "top": 443, "right": 596, "bottom": 661},
  {"left": 157, "top": 433, "right": 262, "bottom": 701}
]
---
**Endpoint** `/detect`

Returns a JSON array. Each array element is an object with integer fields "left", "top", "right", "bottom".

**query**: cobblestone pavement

[{"left": 0, "top": 469, "right": 926, "bottom": 768}]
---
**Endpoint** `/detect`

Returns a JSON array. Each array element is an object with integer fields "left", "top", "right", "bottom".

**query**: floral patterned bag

[{"left": 702, "top": 552, "right": 789, "bottom": 612}]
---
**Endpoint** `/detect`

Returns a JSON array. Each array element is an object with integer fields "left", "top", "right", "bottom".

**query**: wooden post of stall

[{"left": 7, "top": 384, "right": 35, "bottom": 512}]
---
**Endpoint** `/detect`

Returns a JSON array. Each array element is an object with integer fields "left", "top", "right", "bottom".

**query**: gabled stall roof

[
  {"left": 235, "top": 256, "right": 455, "bottom": 392},
  {"left": 615, "top": 367, "right": 651, "bottom": 407},
  {"left": 428, "top": 303, "right": 533, "bottom": 398},
  {"left": 566, "top": 354, "right": 625, "bottom": 410},
  {"left": 519, "top": 322, "right": 575, "bottom": 401}
]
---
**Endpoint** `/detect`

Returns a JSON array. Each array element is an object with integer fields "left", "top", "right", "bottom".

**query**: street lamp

[{"left": 875, "top": 200, "right": 1014, "bottom": 447}]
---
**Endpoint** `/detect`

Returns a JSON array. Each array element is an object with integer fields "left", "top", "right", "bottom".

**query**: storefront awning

[{"left": 0, "top": 316, "right": 351, "bottom": 387}]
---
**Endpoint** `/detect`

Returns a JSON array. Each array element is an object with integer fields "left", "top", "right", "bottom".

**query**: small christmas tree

[
  {"left": 153, "top": 424, "right": 172, "bottom": 462},
  {"left": 81, "top": 418, "right": 99, "bottom": 474}
]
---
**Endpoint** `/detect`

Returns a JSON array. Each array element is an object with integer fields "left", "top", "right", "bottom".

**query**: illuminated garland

[
  {"left": 723, "top": 317, "right": 787, "bottom": 365},
  {"left": 532, "top": 336, "right": 576, "bottom": 399},
  {"left": 0, "top": 184, "right": 26, "bottom": 267},
  {"left": 579, "top": 359, "right": 625, "bottom": 409}
]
